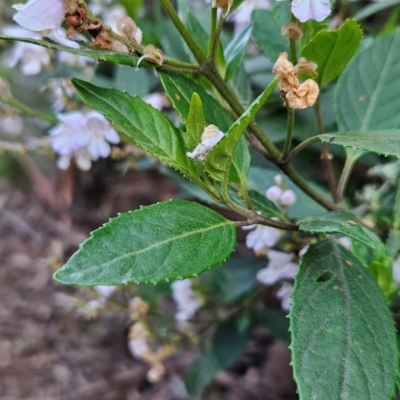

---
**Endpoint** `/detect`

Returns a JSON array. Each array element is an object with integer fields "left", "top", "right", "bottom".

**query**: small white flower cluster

[
  {"left": 171, "top": 279, "right": 203, "bottom": 322},
  {"left": 49, "top": 110, "right": 120, "bottom": 171},
  {"left": 80, "top": 285, "right": 116, "bottom": 317},
  {"left": 266, "top": 175, "right": 296, "bottom": 207},
  {"left": 241, "top": 175, "right": 299, "bottom": 310}
]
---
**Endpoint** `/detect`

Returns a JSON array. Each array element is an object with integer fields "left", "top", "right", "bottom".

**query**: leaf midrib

[{"left": 71, "top": 220, "right": 232, "bottom": 274}]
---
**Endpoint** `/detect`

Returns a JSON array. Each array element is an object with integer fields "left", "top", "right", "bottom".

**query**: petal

[
  {"left": 46, "top": 28, "right": 80, "bottom": 49},
  {"left": 13, "top": 0, "right": 65, "bottom": 31},
  {"left": 291, "top": 0, "right": 331, "bottom": 22}
]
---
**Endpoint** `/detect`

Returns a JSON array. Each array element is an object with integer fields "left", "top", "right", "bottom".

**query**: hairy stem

[
  {"left": 281, "top": 107, "right": 295, "bottom": 159},
  {"left": 314, "top": 98, "right": 339, "bottom": 204}
]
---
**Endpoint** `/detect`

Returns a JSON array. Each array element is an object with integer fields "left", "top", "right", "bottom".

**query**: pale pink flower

[
  {"left": 171, "top": 279, "right": 203, "bottom": 322},
  {"left": 187, "top": 125, "right": 224, "bottom": 161},
  {"left": 12, "top": 0, "right": 80, "bottom": 48},
  {"left": 291, "top": 0, "right": 331, "bottom": 22},
  {"left": 2, "top": 26, "right": 50, "bottom": 75},
  {"left": 256, "top": 250, "right": 298, "bottom": 285},
  {"left": 243, "top": 224, "right": 282, "bottom": 253}
]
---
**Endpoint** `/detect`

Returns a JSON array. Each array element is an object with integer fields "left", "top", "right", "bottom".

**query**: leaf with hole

[{"left": 54, "top": 200, "right": 236, "bottom": 285}]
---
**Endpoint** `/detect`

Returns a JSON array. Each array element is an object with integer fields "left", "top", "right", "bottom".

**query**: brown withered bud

[
  {"left": 65, "top": 5, "right": 102, "bottom": 37},
  {"left": 294, "top": 57, "right": 318, "bottom": 78},
  {"left": 117, "top": 17, "right": 143, "bottom": 44},
  {"left": 286, "top": 79, "right": 319, "bottom": 109},
  {"left": 211, "top": 0, "right": 233, "bottom": 8},
  {"left": 273, "top": 52, "right": 294, "bottom": 77},
  {"left": 281, "top": 23, "right": 303, "bottom": 40},
  {"left": 141, "top": 45, "right": 164, "bottom": 66},
  {"left": 92, "top": 31, "right": 129, "bottom": 53}
]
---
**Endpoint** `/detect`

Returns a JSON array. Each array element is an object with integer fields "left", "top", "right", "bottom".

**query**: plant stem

[
  {"left": 281, "top": 107, "right": 295, "bottom": 159},
  {"left": 158, "top": 0, "right": 207, "bottom": 64},
  {"left": 208, "top": 8, "right": 217, "bottom": 58},
  {"left": 283, "top": 135, "right": 321, "bottom": 163},
  {"left": 314, "top": 98, "right": 339, "bottom": 204},
  {"left": 3, "top": 97, "right": 57, "bottom": 124},
  {"left": 203, "top": 66, "right": 336, "bottom": 211},
  {"left": 337, "top": 149, "right": 362, "bottom": 204},
  {"left": 210, "top": 12, "right": 226, "bottom": 61}
]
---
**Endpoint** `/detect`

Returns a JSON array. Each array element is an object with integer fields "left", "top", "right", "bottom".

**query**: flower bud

[
  {"left": 281, "top": 23, "right": 303, "bottom": 40},
  {"left": 279, "top": 189, "right": 296, "bottom": 206},
  {"left": 266, "top": 186, "right": 283, "bottom": 202}
]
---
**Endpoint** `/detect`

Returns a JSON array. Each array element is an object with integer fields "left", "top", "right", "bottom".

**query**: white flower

[
  {"left": 266, "top": 176, "right": 296, "bottom": 207},
  {"left": 43, "top": 78, "right": 76, "bottom": 112},
  {"left": 0, "top": 115, "right": 24, "bottom": 135},
  {"left": 49, "top": 110, "right": 120, "bottom": 171},
  {"left": 128, "top": 337, "right": 150, "bottom": 358},
  {"left": 57, "top": 52, "right": 94, "bottom": 69},
  {"left": 276, "top": 282, "right": 293, "bottom": 311},
  {"left": 103, "top": 5, "right": 127, "bottom": 32},
  {"left": 12, "top": 0, "right": 79, "bottom": 49},
  {"left": 279, "top": 189, "right": 296, "bottom": 206},
  {"left": 337, "top": 236, "right": 352, "bottom": 250},
  {"left": 291, "top": 0, "right": 331, "bottom": 22},
  {"left": 243, "top": 224, "right": 282, "bottom": 254},
  {"left": 94, "top": 285, "right": 116, "bottom": 299},
  {"left": 187, "top": 124, "right": 224, "bottom": 161},
  {"left": 256, "top": 250, "right": 298, "bottom": 285},
  {"left": 2, "top": 26, "right": 51, "bottom": 75},
  {"left": 171, "top": 279, "right": 203, "bottom": 322},
  {"left": 144, "top": 93, "right": 170, "bottom": 111}
]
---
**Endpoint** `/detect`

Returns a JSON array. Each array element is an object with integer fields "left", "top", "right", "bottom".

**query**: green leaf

[
  {"left": 248, "top": 190, "right": 283, "bottom": 219},
  {"left": 335, "top": 29, "right": 400, "bottom": 132},
  {"left": 159, "top": 72, "right": 232, "bottom": 131},
  {"left": 71, "top": 78, "right": 189, "bottom": 174},
  {"left": 205, "top": 77, "right": 278, "bottom": 184},
  {"left": 225, "top": 25, "right": 253, "bottom": 81},
  {"left": 159, "top": 72, "right": 250, "bottom": 184},
  {"left": 186, "top": 12, "right": 209, "bottom": 55},
  {"left": 186, "top": 93, "right": 206, "bottom": 151},
  {"left": 54, "top": 200, "right": 236, "bottom": 285},
  {"left": 290, "top": 239, "right": 397, "bottom": 400},
  {"left": 0, "top": 36, "right": 140, "bottom": 67},
  {"left": 251, "top": 3, "right": 290, "bottom": 62},
  {"left": 301, "top": 19, "right": 362, "bottom": 87},
  {"left": 354, "top": 0, "right": 400, "bottom": 21},
  {"left": 298, "top": 211, "right": 375, "bottom": 247},
  {"left": 319, "top": 130, "right": 400, "bottom": 158}
]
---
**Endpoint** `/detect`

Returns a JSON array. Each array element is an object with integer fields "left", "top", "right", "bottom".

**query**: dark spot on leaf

[{"left": 316, "top": 271, "right": 334, "bottom": 283}]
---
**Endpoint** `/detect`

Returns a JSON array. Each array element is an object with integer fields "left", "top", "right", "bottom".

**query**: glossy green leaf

[
  {"left": 186, "top": 93, "right": 206, "bottom": 150},
  {"left": 298, "top": 211, "right": 374, "bottom": 247},
  {"left": 301, "top": 19, "right": 362, "bottom": 87},
  {"left": 71, "top": 78, "right": 190, "bottom": 174},
  {"left": 251, "top": 3, "right": 290, "bottom": 62},
  {"left": 248, "top": 190, "right": 283, "bottom": 219},
  {"left": 0, "top": 36, "right": 140, "bottom": 67},
  {"left": 319, "top": 130, "right": 400, "bottom": 158},
  {"left": 335, "top": 29, "right": 400, "bottom": 131},
  {"left": 225, "top": 25, "right": 252, "bottom": 81},
  {"left": 205, "top": 77, "right": 278, "bottom": 184},
  {"left": 159, "top": 72, "right": 250, "bottom": 184},
  {"left": 54, "top": 200, "right": 236, "bottom": 285},
  {"left": 290, "top": 239, "right": 397, "bottom": 400}
]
